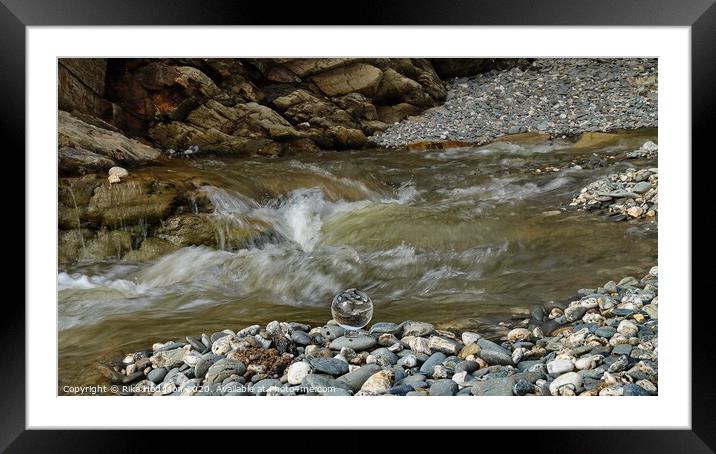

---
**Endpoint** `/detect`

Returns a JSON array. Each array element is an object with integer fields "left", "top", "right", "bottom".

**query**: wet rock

[
  {"left": 401, "top": 321, "right": 435, "bottom": 337},
  {"left": 151, "top": 348, "right": 187, "bottom": 369}
]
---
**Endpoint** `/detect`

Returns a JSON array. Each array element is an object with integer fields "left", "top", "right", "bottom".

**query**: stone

[
  {"left": 419, "top": 352, "right": 447, "bottom": 378},
  {"left": 291, "top": 331, "right": 312, "bottom": 346},
  {"left": 461, "top": 332, "right": 481, "bottom": 345},
  {"left": 329, "top": 335, "right": 377, "bottom": 351},
  {"left": 58, "top": 147, "right": 116, "bottom": 176},
  {"left": 397, "top": 354, "right": 418, "bottom": 368},
  {"left": 458, "top": 343, "right": 481, "bottom": 359},
  {"left": 617, "top": 320, "right": 639, "bottom": 337},
  {"left": 564, "top": 305, "right": 589, "bottom": 322},
  {"left": 151, "top": 349, "right": 187, "bottom": 369},
  {"left": 252, "top": 379, "right": 283, "bottom": 396},
  {"left": 644, "top": 304, "right": 658, "bottom": 320},
  {"left": 287, "top": 362, "right": 312, "bottom": 384},
  {"left": 595, "top": 326, "right": 617, "bottom": 338},
  {"left": 401, "top": 321, "right": 435, "bottom": 337},
  {"left": 205, "top": 359, "right": 246, "bottom": 384},
  {"left": 360, "top": 369, "right": 394, "bottom": 394},
  {"left": 388, "top": 384, "right": 414, "bottom": 396},
  {"left": 211, "top": 335, "right": 236, "bottom": 355},
  {"left": 428, "top": 336, "right": 462, "bottom": 355},
  {"left": 454, "top": 360, "right": 479, "bottom": 374},
  {"left": 320, "top": 325, "right": 346, "bottom": 340},
  {"left": 367, "top": 348, "right": 399, "bottom": 366},
  {"left": 507, "top": 328, "right": 532, "bottom": 343},
  {"left": 336, "top": 364, "right": 382, "bottom": 393},
  {"left": 477, "top": 338, "right": 513, "bottom": 366},
  {"left": 404, "top": 336, "right": 432, "bottom": 355},
  {"left": 378, "top": 333, "right": 401, "bottom": 347},
  {"left": 513, "top": 380, "right": 536, "bottom": 396},
  {"left": 430, "top": 379, "right": 459, "bottom": 396},
  {"left": 471, "top": 377, "right": 516, "bottom": 396},
  {"left": 369, "top": 322, "right": 400, "bottom": 335},
  {"left": 549, "top": 372, "right": 583, "bottom": 396},
  {"left": 631, "top": 182, "right": 652, "bottom": 194},
  {"left": 618, "top": 276, "right": 640, "bottom": 287},
  {"left": 146, "top": 367, "right": 168, "bottom": 383},
  {"left": 574, "top": 355, "right": 603, "bottom": 370},
  {"left": 311, "top": 63, "right": 383, "bottom": 97},
  {"left": 310, "top": 357, "right": 349, "bottom": 376},
  {"left": 547, "top": 359, "right": 575, "bottom": 375},
  {"left": 621, "top": 383, "right": 649, "bottom": 396},
  {"left": 58, "top": 111, "right": 160, "bottom": 164}
]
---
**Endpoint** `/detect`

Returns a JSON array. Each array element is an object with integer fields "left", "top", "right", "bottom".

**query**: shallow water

[{"left": 58, "top": 130, "right": 658, "bottom": 390}]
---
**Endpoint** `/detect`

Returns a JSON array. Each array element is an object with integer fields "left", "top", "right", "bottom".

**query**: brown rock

[
  {"left": 78, "top": 229, "right": 134, "bottom": 261},
  {"left": 375, "top": 68, "right": 430, "bottom": 106},
  {"left": 157, "top": 214, "right": 275, "bottom": 249},
  {"left": 186, "top": 100, "right": 240, "bottom": 132},
  {"left": 274, "top": 89, "right": 355, "bottom": 129},
  {"left": 59, "top": 147, "right": 116, "bottom": 176},
  {"left": 328, "top": 126, "right": 366, "bottom": 149},
  {"left": 332, "top": 93, "right": 378, "bottom": 121},
  {"left": 281, "top": 58, "right": 355, "bottom": 77},
  {"left": 311, "top": 63, "right": 383, "bottom": 97},
  {"left": 58, "top": 111, "right": 161, "bottom": 165},
  {"left": 284, "top": 138, "right": 321, "bottom": 155},
  {"left": 233, "top": 102, "right": 302, "bottom": 140},
  {"left": 122, "top": 237, "right": 179, "bottom": 262},
  {"left": 58, "top": 59, "right": 107, "bottom": 116},
  {"left": 86, "top": 179, "right": 178, "bottom": 227},
  {"left": 376, "top": 103, "right": 420, "bottom": 124}
]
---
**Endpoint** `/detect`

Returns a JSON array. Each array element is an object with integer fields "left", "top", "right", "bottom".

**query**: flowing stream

[{"left": 58, "top": 131, "right": 657, "bottom": 389}]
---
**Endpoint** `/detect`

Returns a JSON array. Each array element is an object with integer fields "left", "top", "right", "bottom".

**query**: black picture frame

[{"left": 4, "top": 0, "right": 709, "bottom": 450}]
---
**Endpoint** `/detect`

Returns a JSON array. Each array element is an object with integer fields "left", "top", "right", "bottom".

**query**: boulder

[
  {"left": 86, "top": 179, "right": 178, "bottom": 227},
  {"left": 311, "top": 63, "right": 384, "bottom": 97},
  {"left": 58, "top": 111, "right": 161, "bottom": 165},
  {"left": 58, "top": 147, "right": 116, "bottom": 176}
]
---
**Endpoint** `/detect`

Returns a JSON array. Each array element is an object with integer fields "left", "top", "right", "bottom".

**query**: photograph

[{"left": 57, "top": 56, "right": 659, "bottom": 398}]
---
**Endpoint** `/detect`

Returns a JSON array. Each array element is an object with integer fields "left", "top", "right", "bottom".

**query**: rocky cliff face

[
  {"left": 59, "top": 58, "right": 458, "bottom": 170},
  {"left": 57, "top": 57, "right": 529, "bottom": 264}
]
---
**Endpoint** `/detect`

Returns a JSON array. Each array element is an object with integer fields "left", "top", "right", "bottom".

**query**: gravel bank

[
  {"left": 570, "top": 141, "right": 658, "bottom": 221},
  {"left": 98, "top": 267, "right": 658, "bottom": 396},
  {"left": 369, "top": 58, "right": 657, "bottom": 147}
]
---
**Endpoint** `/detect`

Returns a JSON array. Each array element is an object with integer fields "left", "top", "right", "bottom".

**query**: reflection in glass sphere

[{"left": 331, "top": 288, "right": 374, "bottom": 331}]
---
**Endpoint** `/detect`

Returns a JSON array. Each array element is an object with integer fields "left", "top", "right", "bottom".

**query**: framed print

[{"left": 5, "top": 0, "right": 712, "bottom": 450}]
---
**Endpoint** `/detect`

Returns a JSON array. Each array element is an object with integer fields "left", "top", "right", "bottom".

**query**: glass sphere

[{"left": 331, "top": 288, "right": 373, "bottom": 331}]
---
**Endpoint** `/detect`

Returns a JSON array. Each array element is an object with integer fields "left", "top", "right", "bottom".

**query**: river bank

[
  {"left": 94, "top": 267, "right": 657, "bottom": 396},
  {"left": 369, "top": 58, "right": 657, "bottom": 148}
]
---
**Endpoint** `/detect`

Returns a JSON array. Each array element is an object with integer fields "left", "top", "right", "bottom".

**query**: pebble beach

[{"left": 99, "top": 267, "right": 658, "bottom": 397}]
